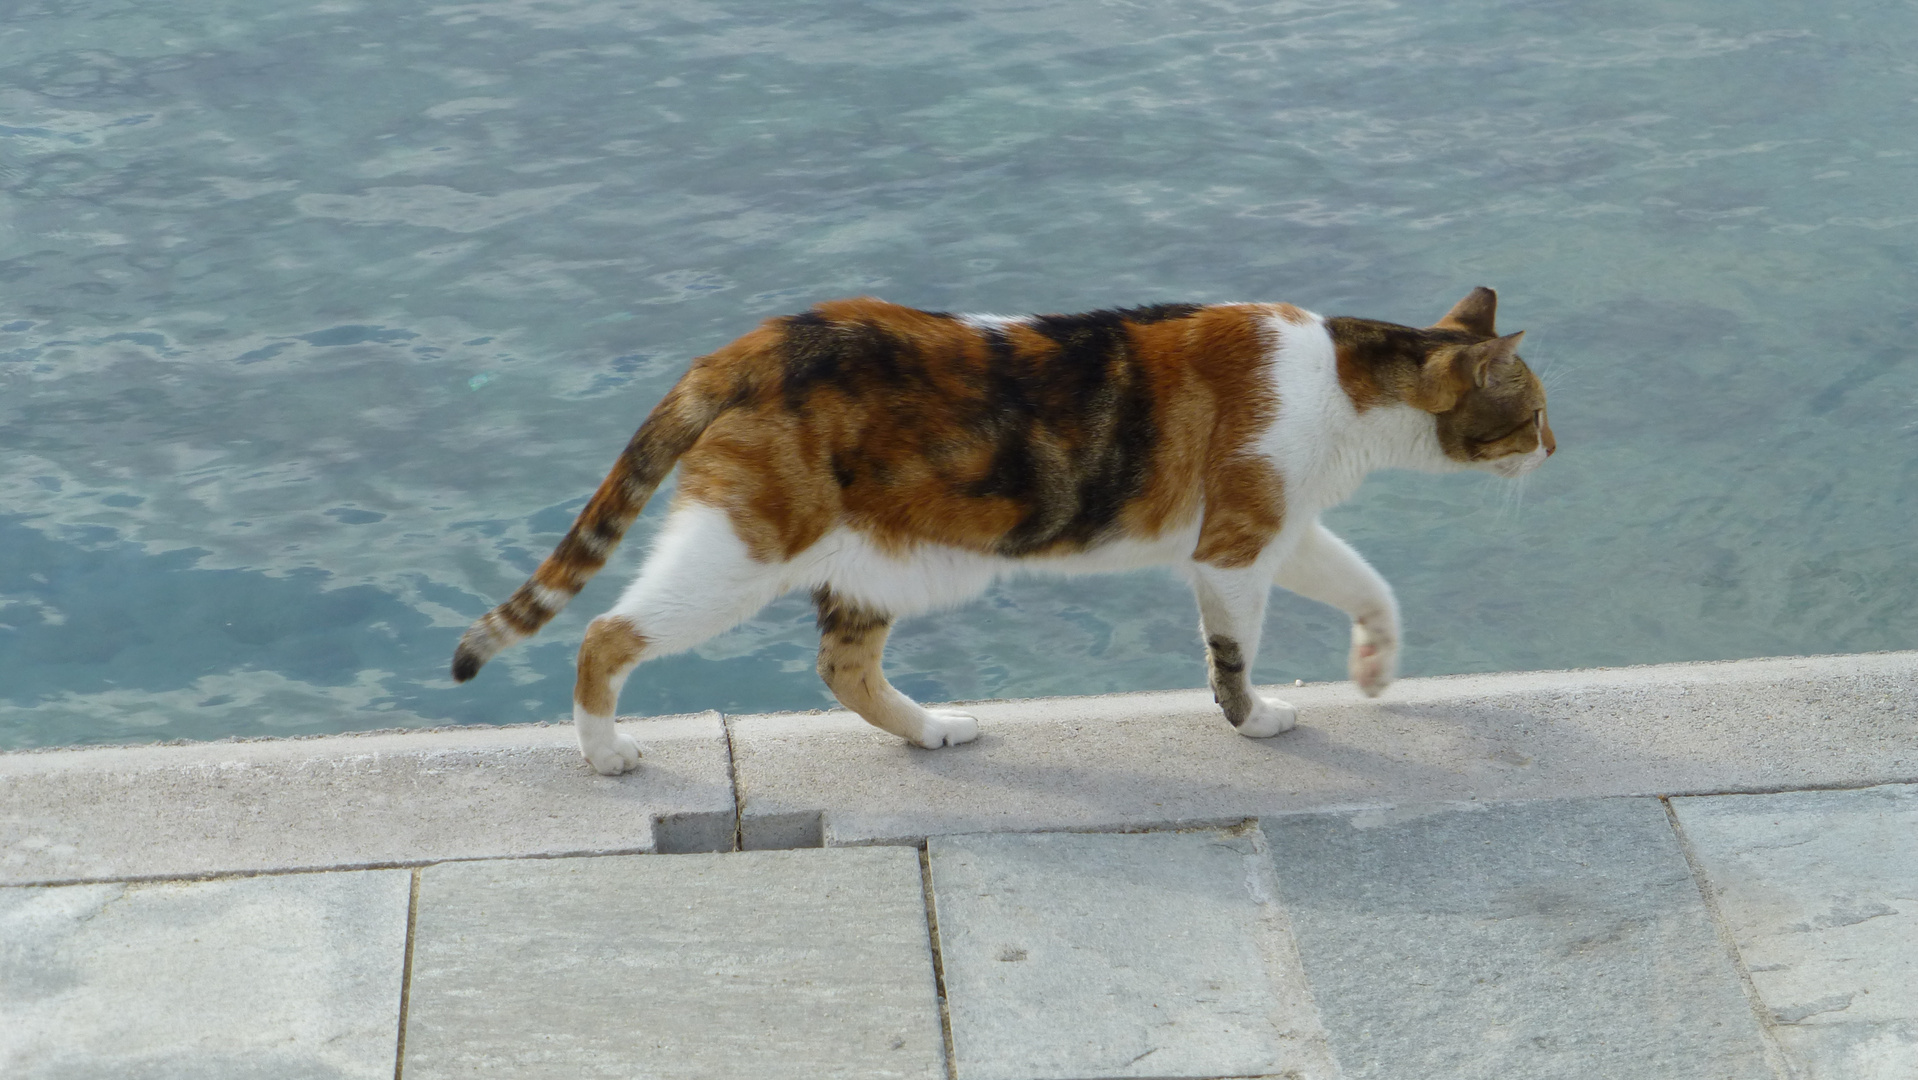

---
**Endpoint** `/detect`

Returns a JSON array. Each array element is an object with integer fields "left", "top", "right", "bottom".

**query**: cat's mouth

[
  {"left": 1487, "top": 412, "right": 1552, "bottom": 478},
  {"left": 1490, "top": 438, "right": 1551, "bottom": 478},
  {"left": 1491, "top": 452, "right": 1541, "bottom": 478}
]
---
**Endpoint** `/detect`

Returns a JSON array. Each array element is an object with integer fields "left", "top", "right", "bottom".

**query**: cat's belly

[{"left": 788, "top": 522, "right": 1204, "bottom": 616}]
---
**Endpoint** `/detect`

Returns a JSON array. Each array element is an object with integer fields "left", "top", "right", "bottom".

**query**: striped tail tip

[
  {"left": 451, "top": 614, "right": 519, "bottom": 683},
  {"left": 451, "top": 644, "right": 485, "bottom": 683}
]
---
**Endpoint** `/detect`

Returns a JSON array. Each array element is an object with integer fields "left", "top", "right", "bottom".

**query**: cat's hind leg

[
  {"left": 1192, "top": 563, "right": 1296, "bottom": 737},
  {"left": 1273, "top": 520, "right": 1400, "bottom": 697},
  {"left": 813, "top": 588, "right": 978, "bottom": 748},
  {"left": 574, "top": 615, "right": 648, "bottom": 775},
  {"left": 573, "top": 502, "right": 791, "bottom": 775}
]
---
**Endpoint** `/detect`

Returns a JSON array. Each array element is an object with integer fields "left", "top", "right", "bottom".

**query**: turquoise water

[{"left": 3, "top": 1, "right": 1914, "bottom": 748}]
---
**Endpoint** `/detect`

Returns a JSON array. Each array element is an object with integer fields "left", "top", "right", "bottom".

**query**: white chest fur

[{"left": 1257, "top": 313, "right": 1452, "bottom": 516}]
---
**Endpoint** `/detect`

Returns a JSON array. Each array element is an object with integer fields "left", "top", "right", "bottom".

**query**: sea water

[{"left": 2, "top": 0, "right": 1914, "bottom": 747}]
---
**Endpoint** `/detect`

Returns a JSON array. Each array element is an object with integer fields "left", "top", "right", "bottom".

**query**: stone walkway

[
  {"left": 3, "top": 654, "right": 1915, "bottom": 1078},
  {"left": 6, "top": 787, "right": 1915, "bottom": 1079}
]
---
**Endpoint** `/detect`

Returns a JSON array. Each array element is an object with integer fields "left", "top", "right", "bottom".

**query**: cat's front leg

[
  {"left": 1191, "top": 564, "right": 1296, "bottom": 737},
  {"left": 1274, "top": 521, "right": 1400, "bottom": 698},
  {"left": 1347, "top": 615, "right": 1398, "bottom": 698}
]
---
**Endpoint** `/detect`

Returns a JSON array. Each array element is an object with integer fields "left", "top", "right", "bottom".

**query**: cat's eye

[
  {"left": 1475, "top": 409, "right": 1543, "bottom": 448},
  {"left": 1475, "top": 419, "right": 1530, "bottom": 445}
]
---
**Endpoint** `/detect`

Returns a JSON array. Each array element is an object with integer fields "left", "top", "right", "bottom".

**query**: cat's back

[{"left": 693, "top": 295, "right": 1314, "bottom": 418}]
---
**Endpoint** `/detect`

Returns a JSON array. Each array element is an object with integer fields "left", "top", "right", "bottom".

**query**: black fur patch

[
  {"left": 830, "top": 452, "right": 857, "bottom": 489},
  {"left": 1326, "top": 316, "right": 1477, "bottom": 365},
  {"left": 779, "top": 313, "right": 918, "bottom": 410},
  {"left": 1206, "top": 635, "right": 1257, "bottom": 726},
  {"left": 813, "top": 587, "right": 890, "bottom": 639},
  {"left": 979, "top": 310, "right": 1159, "bottom": 555},
  {"left": 1206, "top": 635, "right": 1246, "bottom": 675},
  {"left": 1115, "top": 302, "right": 1202, "bottom": 325}
]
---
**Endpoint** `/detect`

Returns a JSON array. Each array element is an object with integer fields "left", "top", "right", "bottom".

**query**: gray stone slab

[
  {"left": 401, "top": 848, "right": 944, "bottom": 1079},
  {"left": 1673, "top": 783, "right": 1918, "bottom": 1079},
  {"left": 0, "top": 713, "right": 734, "bottom": 885},
  {"left": 926, "top": 828, "right": 1337, "bottom": 1080},
  {"left": 730, "top": 652, "right": 1918, "bottom": 846},
  {"left": 0, "top": 868, "right": 410, "bottom": 1078},
  {"left": 1261, "top": 798, "right": 1773, "bottom": 1079}
]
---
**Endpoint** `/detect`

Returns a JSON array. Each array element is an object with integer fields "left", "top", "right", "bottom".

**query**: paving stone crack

[
  {"left": 392, "top": 865, "right": 420, "bottom": 1080},
  {"left": 720, "top": 711, "right": 743, "bottom": 853},
  {"left": 919, "top": 843, "right": 959, "bottom": 1080},
  {"left": 1662, "top": 796, "right": 1795, "bottom": 1080}
]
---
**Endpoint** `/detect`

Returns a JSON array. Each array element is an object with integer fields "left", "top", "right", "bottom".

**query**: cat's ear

[
  {"left": 1416, "top": 331, "right": 1524, "bottom": 411},
  {"left": 1461, "top": 330, "right": 1524, "bottom": 387},
  {"left": 1432, "top": 286, "right": 1498, "bottom": 337}
]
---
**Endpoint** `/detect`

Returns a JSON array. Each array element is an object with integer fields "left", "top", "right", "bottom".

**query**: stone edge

[{"left": 2, "top": 652, "right": 1913, "bottom": 884}]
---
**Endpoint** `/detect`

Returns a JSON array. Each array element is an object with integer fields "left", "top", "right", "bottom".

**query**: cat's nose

[{"left": 1538, "top": 412, "right": 1556, "bottom": 456}]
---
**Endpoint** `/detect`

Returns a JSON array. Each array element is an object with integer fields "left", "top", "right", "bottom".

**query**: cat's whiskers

[
  {"left": 1536, "top": 359, "right": 1581, "bottom": 396},
  {"left": 1496, "top": 471, "right": 1530, "bottom": 523}
]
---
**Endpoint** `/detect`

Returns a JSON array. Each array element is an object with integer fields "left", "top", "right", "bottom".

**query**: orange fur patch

[
  {"left": 575, "top": 615, "right": 647, "bottom": 716},
  {"left": 1187, "top": 306, "right": 1285, "bottom": 568},
  {"left": 1265, "top": 302, "right": 1311, "bottom": 325},
  {"left": 1335, "top": 341, "right": 1393, "bottom": 413}
]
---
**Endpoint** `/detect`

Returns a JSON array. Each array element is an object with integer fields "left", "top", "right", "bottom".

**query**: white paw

[
  {"left": 914, "top": 709, "right": 980, "bottom": 748},
  {"left": 1349, "top": 619, "right": 1399, "bottom": 698},
  {"left": 582, "top": 732, "right": 643, "bottom": 776},
  {"left": 1236, "top": 697, "right": 1297, "bottom": 738}
]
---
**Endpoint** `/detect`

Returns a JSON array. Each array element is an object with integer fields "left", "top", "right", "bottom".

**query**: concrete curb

[
  {"left": 0, "top": 712, "right": 734, "bottom": 886},
  {"left": 3, "top": 653, "right": 1913, "bottom": 887}
]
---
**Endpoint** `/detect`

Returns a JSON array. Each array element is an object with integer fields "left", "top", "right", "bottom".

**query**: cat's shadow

[{"left": 856, "top": 695, "right": 1685, "bottom": 822}]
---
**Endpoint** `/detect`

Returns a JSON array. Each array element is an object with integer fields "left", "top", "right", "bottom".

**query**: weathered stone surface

[
  {"left": 927, "top": 828, "right": 1336, "bottom": 1080},
  {"left": 0, "top": 713, "right": 734, "bottom": 885},
  {"left": 401, "top": 848, "right": 944, "bottom": 1079},
  {"left": 0, "top": 869, "right": 410, "bottom": 1079},
  {"left": 729, "top": 652, "right": 1918, "bottom": 846},
  {"left": 1673, "top": 783, "right": 1918, "bottom": 1080},
  {"left": 1262, "top": 798, "right": 1773, "bottom": 1079}
]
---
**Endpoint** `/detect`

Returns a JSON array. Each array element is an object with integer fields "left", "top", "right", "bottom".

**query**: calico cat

[{"left": 453, "top": 287, "right": 1553, "bottom": 775}]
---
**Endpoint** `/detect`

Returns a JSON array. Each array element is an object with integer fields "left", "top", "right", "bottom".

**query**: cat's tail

[{"left": 450, "top": 378, "right": 732, "bottom": 682}]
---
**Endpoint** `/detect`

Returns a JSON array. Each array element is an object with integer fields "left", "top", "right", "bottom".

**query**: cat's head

[{"left": 1414, "top": 288, "right": 1555, "bottom": 478}]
